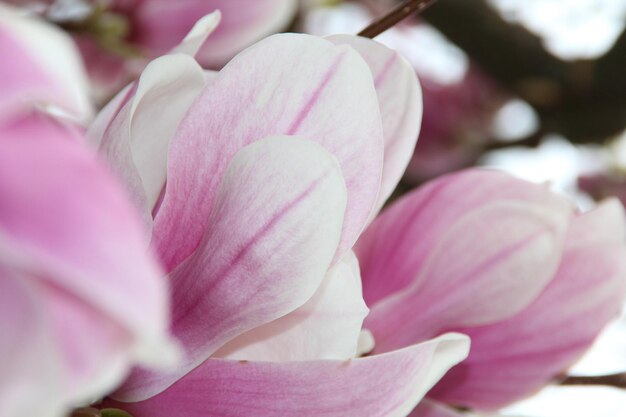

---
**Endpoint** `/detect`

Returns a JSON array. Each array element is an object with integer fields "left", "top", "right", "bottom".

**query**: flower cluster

[{"left": 1, "top": 2, "right": 625, "bottom": 417}]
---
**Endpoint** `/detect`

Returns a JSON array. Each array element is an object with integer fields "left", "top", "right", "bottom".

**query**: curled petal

[
  {"left": 153, "top": 33, "right": 383, "bottom": 270},
  {"left": 328, "top": 34, "right": 422, "bottom": 214},
  {"left": 108, "top": 334, "right": 470, "bottom": 417},
  {"left": 357, "top": 169, "right": 572, "bottom": 353},
  {"left": 170, "top": 11, "right": 221, "bottom": 57},
  {"left": 214, "top": 250, "right": 369, "bottom": 361},
  {"left": 96, "top": 54, "right": 207, "bottom": 219},
  {"left": 115, "top": 136, "right": 347, "bottom": 401}
]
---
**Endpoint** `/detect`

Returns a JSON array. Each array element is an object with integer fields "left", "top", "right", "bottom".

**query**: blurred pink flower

[
  {"left": 0, "top": 6, "right": 177, "bottom": 417},
  {"left": 12, "top": 0, "right": 298, "bottom": 97},
  {"left": 406, "top": 67, "right": 503, "bottom": 182},
  {"left": 579, "top": 172, "right": 626, "bottom": 206},
  {"left": 0, "top": 112, "right": 177, "bottom": 417},
  {"left": 355, "top": 169, "right": 626, "bottom": 415},
  {"left": 89, "top": 25, "right": 471, "bottom": 416}
]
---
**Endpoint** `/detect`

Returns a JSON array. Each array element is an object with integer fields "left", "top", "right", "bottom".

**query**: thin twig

[
  {"left": 358, "top": 0, "right": 439, "bottom": 39},
  {"left": 560, "top": 372, "right": 626, "bottom": 389}
]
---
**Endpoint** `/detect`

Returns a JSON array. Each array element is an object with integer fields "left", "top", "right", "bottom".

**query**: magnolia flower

[
  {"left": 354, "top": 169, "right": 626, "bottom": 416},
  {"left": 89, "top": 20, "right": 470, "bottom": 416},
  {"left": 0, "top": 7, "right": 176, "bottom": 417}
]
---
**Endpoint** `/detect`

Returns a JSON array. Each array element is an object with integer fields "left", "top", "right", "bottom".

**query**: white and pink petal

[
  {"left": 214, "top": 250, "right": 368, "bottom": 362},
  {"left": 328, "top": 34, "right": 422, "bottom": 215},
  {"left": 107, "top": 334, "right": 470, "bottom": 417},
  {"left": 115, "top": 136, "right": 348, "bottom": 401},
  {"left": 95, "top": 53, "right": 207, "bottom": 220},
  {"left": 357, "top": 170, "right": 573, "bottom": 353},
  {"left": 153, "top": 33, "right": 384, "bottom": 270}
]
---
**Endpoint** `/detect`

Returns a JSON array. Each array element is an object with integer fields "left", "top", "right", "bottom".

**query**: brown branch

[
  {"left": 358, "top": 0, "right": 439, "bottom": 39},
  {"left": 560, "top": 372, "right": 626, "bottom": 389}
]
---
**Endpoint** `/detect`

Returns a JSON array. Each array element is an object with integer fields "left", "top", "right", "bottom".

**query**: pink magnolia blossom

[
  {"left": 355, "top": 169, "right": 626, "bottom": 415},
  {"left": 88, "top": 21, "right": 471, "bottom": 416},
  {"left": 0, "top": 7, "right": 176, "bottom": 417}
]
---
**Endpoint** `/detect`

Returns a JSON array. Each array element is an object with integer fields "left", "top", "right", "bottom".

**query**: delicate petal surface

[
  {"left": 0, "top": 272, "right": 63, "bottom": 417},
  {"left": 97, "top": 54, "right": 206, "bottom": 217},
  {"left": 153, "top": 34, "right": 383, "bottom": 270},
  {"left": 429, "top": 201, "right": 626, "bottom": 410},
  {"left": 328, "top": 34, "right": 422, "bottom": 214},
  {"left": 87, "top": 84, "right": 134, "bottom": 148},
  {"left": 108, "top": 334, "right": 470, "bottom": 417},
  {"left": 214, "top": 251, "right": 368, "bottom": 361},
  {"left": 0, "top": 113, "right": 175, "bottom": 415},
  {"left": 34, "top": 277, "right": 132, "bottom": 407},
  {"left": 88, "top": 13, "right": 219, "bottom": 151},
  {"left": 0, "top": 4, "right": 92, "bottom": 123},
  {"left": 356, "top": 170, "right": 573, "bottom": 353},
  {"left": 116, "top": 136, "right": 347, "bottom": 401}
]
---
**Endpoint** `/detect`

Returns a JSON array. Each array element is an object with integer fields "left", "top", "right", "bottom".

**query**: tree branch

[
  {"left": 420, "top": 0, "right": 626, "bottom": 143},
  {"left": 358, "top": 0, "right": 438, "bottom": 39},
  {"left": 560, "top": 372, "right": 626, "bottom": 389}
]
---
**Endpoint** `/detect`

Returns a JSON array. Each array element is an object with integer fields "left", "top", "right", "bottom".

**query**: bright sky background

[
  {"left": 481, "top": 137, "right": 607, "bottom": 209},
  {"left": 488, "top": 0, "right": 626, "bottom": 60}
]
